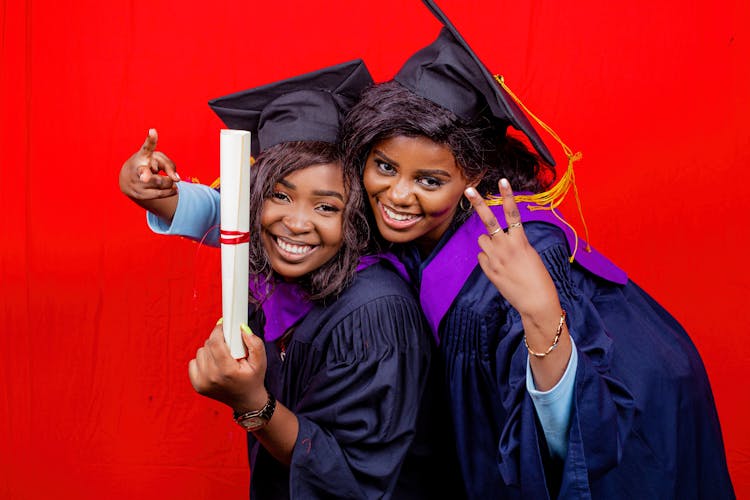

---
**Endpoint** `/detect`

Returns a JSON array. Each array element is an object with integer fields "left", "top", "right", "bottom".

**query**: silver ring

[
  {"left": 507, "top": 222, "right": 523, "bottom": 231},
  {"left": 488, "top": 226, "right": 503, "bottom": 237}
]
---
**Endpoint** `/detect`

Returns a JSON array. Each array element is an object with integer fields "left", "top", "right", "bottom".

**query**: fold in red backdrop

[{"left": 2, "top": 0, "right": 748, "bottom": 497}]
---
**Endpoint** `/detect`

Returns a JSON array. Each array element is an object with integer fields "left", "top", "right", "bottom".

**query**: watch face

[
  {"left": 239, "top": 416, "right": 266, "bottom": 431},
  {"left": 235, "top": 393, "right": 275, "bottom": 432}
]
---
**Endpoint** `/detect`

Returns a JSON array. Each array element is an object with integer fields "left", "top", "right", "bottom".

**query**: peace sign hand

[
  {"left": 463, "top": 179, "right": 560, "bottom": 319},
  {"left": 464, "top": 179, "right": 572, "bottom": 389}
]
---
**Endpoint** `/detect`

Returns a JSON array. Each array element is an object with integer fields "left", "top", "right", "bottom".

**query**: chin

[
  {"left": 376, "top": 224, "right": 418, "bottom": 245},
  {"left": 271, "top": 264, "right": 311, "bottom": 281}
]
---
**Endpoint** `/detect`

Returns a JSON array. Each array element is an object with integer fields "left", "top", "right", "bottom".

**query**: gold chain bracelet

[{"left": 524, "top": 310, "right": 567, "bottom": 358}]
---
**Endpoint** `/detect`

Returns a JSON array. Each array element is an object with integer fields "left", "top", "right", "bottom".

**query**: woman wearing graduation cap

[
  {"left": 341, "top": 1, "right": 735, "bottom": 498},
  {"left": 119, "top": 60, "right": 465, "bottom": 499}
]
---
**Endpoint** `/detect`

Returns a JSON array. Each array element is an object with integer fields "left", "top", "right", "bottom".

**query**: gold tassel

[{"left": 487, "top": 75, "right": 591, "bottom": 261}]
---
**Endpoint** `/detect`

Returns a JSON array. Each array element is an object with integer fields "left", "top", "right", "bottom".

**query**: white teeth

[
  {"left": 383, "top": 204, "right": 418, "bottom": 221},
  {"left": 277, "top": 238, "right": 313, "bottom": 255}
]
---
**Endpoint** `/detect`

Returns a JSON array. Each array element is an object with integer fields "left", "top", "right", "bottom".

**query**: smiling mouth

[
  {"left": 378, "top": 201, "right": 423, "bottom": 229},
  {"left": 274, "top": 236, "right": 317, "bottom": 259}
]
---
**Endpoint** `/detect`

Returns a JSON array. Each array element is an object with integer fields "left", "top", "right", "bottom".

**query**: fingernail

[
  {"left": 173, "top": 172, "right": 181, "bottom": 181},
  {"left": 240, "top": 323, "right": 254, "bottom": 336},
  {"left": 139, "top": 172, "right": 148, "bottom": 182},
  {"left": 216, "top": 317, "right": 223, "bottom": 325},
  {"left": 500, "top": 178, "right": 510, "bottom": 189},
  {"left": 465, "top": 187, "right": 477, "bottom": 198}
]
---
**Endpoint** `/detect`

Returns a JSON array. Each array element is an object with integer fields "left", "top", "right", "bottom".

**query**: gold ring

[{"left": 488, "top": 226, "right": 503, "bottom": 237}]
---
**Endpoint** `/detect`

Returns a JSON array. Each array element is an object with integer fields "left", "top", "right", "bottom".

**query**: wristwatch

[{"left": 233, "top": 391, "right": 276, "bottom": 432}]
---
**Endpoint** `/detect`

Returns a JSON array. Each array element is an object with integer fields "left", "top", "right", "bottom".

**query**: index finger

[
  {"left": 139, "top": 128, "right": 158, "bottom": 156},
  {"left": 206, "top": 324, "right": 236, "bottom": 369},
  {"left": 498, "top": 178, "right": 522, "bottom": 227},
  {"left": 464, "top": 186, "right": 502, "bottom": 235}
]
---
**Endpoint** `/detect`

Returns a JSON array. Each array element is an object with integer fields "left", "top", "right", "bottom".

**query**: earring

[{"left": 460, "top": 196, "right": 471, "bottom": 212}]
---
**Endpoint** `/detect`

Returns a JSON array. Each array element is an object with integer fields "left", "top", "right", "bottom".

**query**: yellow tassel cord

[
  {"left": 208, "top": 156, "right": 255, "bottom": 190},
  {"left": 487, "top": 75, "right": 591, "bottom": 262}
]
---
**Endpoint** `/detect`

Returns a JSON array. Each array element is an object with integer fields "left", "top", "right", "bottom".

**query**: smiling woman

[
  {"left": 338, "top": 1, "right": 736, "bottom": 497},
  {"left": 117, "top": 60, "right": 461, "bottom": 498},
  {"left": 363, "top": 135, "right": 472, "bottom": 251},
  {"left": 260, "top": 162, "right": 346, "bottom": 279},
  {"left": 247, "top": 140, "right": 356, "bottom": 300}
]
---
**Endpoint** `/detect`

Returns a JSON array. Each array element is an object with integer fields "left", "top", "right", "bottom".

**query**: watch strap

[{"left": 233, "top": 391, "right": 276, "bottom": 431}]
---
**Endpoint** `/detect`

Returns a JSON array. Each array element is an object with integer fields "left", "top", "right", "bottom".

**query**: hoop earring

[{"left": 460, "top": 196, "right": 471, "bottom": 212}]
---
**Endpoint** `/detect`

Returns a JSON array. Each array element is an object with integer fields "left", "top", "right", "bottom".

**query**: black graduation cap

[
  {"left": 208, "top": 59, "right": 373, "bottom": 157},
  {"left": 394, "top": 0, "right": 555, "bottom": 165}
]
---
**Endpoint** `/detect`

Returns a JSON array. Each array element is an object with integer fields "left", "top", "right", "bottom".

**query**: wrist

[
  {"left": 233, "top": 390, "right": 276, "bottom": 432},
  {"left": 233, "top": 390, "right": 271, "bottom": 416},
  {"left": 520, "top": 304, "right": 563, "bottom": 331},
  {"left": 524, "top": 309, "right": 567, "bottom": 358}
]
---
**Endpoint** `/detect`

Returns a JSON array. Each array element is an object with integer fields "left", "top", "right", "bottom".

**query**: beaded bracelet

[{"left": 524, "top": 310, "right": 567, "bottom": 358}]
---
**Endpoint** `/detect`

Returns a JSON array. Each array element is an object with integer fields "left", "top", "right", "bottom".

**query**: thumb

[{"left": 241, "top": 323, "right": 258, "bottom": 348}]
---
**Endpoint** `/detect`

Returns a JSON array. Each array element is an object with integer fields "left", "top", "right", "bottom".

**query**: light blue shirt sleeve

[
  {"left": 527, "top": 335, "right": 578, "bottom": 459},
  {"left": 146, "top": 181, "right": 222, "bottom": 247}
]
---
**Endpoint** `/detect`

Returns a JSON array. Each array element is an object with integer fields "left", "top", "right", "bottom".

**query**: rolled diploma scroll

[{"left": 220, "top": 129, "right": 251, "bottom": 359}]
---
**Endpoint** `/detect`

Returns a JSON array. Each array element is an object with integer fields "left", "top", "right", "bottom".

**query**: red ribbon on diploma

[{"left": 220, "top": 229, "right": 250, "bottom": 245}]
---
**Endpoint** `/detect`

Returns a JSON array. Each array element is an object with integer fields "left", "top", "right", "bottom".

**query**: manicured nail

[
  {"left": 465, "top": 187, "right": 478, "bottom": 198},
  {"left": 240, "top": 323, "right": 254, "bottom": 336},
  {"left": 216, "top": 317, "right": 223, "bottom": 325},
  {"left": 500, "top": 178, "right": 510, "bottom": 189}
]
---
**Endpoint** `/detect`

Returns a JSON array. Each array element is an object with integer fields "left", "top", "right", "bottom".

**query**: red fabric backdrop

[{"left": 2, "top": 0, "right": 748, "bottom": 497}]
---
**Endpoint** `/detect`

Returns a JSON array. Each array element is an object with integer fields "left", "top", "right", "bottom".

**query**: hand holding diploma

[{"left": 188, "top": 322, "right": 268, "bottom": 413}]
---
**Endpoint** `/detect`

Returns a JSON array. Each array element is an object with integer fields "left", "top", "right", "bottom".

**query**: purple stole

[
  {"left": 420, "top": 202, "right": 628, "bottom": 339},
  {"left": 256, "top": 253, "right": 409, "bottom": 342}
]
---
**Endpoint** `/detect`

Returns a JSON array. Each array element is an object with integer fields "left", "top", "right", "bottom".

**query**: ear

[{"left": 465, "top": 168, "right": 485, "bottom": 189}]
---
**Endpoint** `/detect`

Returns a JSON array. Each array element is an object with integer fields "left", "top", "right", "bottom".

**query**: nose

[
  {"left": 387, "top": 177, "right": 415, "bottom": 207},
  {"left": 282, "top": 207, "right": 313, "bottom": 234}
]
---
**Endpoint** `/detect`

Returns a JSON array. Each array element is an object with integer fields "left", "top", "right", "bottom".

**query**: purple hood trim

[
  {"left": 420, "top": 202, "right": 627, "bottom": 339},
  {"left": 256, "top": 253, "right": 409, "bottom": 342}
]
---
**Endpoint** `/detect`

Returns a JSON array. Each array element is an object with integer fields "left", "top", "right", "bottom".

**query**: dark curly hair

[
  {"left": 247, "top": 141, "right": 370, "bottom": 303},
  {"left": 340, "top": 81, "right": 555, "bottom": 225}
]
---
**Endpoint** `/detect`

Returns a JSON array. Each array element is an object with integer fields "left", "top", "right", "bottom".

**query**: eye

[
  {"left": 316, "top": 203, "right": 342, "bottom": 215},
  {"left": 417, "top": 176, "right": 445, "bottom": 189},
  {"left": 271, "top": 191, "right": 290, "bottom": 203},
  {"left": 375, "top": 159, "right": 396, "bottom": 175}
]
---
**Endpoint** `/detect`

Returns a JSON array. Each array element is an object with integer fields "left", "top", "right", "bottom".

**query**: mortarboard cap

[
  {"left": 208, "top": 59, "right": 373, "bottom": 157},
  {"left": 395, "top": 0, "right": 555, "bottom": 165}
]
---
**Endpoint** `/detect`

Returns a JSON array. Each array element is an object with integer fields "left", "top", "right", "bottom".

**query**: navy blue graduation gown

[
  {"left": 401, "top": 220, "right": 735, "bottom": 499},
  {"left": 245, "top": 262, "right": 464, "bottom": 499}
]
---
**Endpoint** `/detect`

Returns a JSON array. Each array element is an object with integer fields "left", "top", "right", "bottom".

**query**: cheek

[
  {"left": 325, "top": 220, "right": 345, "bottom": 249},
  {"left": 362, "top": 167, "right": 381, "bottom": 195},
  {"left": 259, "top": 230, "right": 274, "bottom": 257},
  {"left": 259, "top": 201, "right": 275, "bottom": 228},
  {"left": 420, "top": 190, "right": 462, "bottom": 218}
]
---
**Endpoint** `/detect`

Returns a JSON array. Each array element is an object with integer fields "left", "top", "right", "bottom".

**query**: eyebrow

[
  {"left": 372, "top": 148, "right": 453, "bottom": 177},
  {"left": 372, "top": 148, "right": 400, "bottom": 167},
  {"left": 278, "top": 178, "right": 345, "bottom": 201}
]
